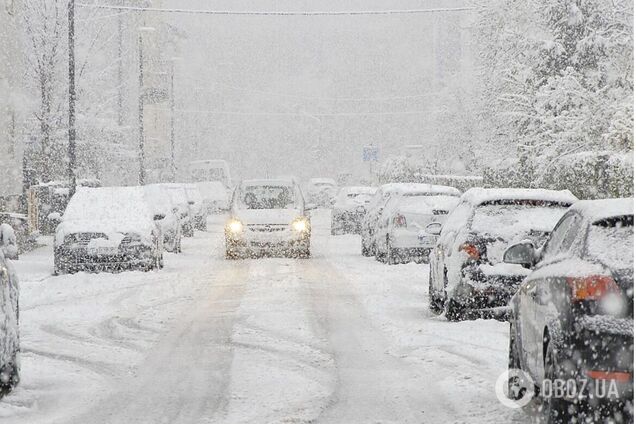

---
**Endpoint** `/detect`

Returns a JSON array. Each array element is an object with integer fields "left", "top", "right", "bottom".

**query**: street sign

[{"left": 362, "top": 145, "right": 378, "bottom": 162}]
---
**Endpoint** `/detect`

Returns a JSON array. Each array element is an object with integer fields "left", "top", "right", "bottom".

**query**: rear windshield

[
  {"left": 471, "top": 200, "right": 569, "bottom": 242},
  {"left": 587, "top": 215, "right": 634, "bottom": 269},
  {"left": 241, "top": 185, "right": 296, "bottom": 210}
]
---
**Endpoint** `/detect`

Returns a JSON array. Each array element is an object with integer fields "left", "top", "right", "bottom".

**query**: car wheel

[
  {"left": 507, "top": 323, "right": 528, "bottom": 400},
  {"left": 429, "top": 271, "right": 442, "bottom": 314},
  {"left": 53, "top": 252, "right": 66, "bottom": 276},
  {"left": 0, "top": 352, "right": 19, "bottom": 398},
  {"left": 543, "top": 338, "right": 572, "bottom": 423},
  {"left": 445, "top": 298, "right": 464, "bottom": 321}
]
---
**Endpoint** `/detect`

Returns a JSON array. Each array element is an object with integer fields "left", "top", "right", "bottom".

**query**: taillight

[
  {"left": 566, "top": 275, "right": 620, "bottom": 301},
  {"left": 393, "top": 214, "right": 407, "bottom": 227},
  {"left": 459, "top": 243, "right": 480, "bottom": 260}
]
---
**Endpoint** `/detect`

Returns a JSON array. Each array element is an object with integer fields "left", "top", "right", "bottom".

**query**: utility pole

[
  {"left": 68, "top": 0, "right": 77, "bottom": 196},
  {"left": 116, "top": 0, "right": 124, "bottom": 127},
  {"left": 169, "top": 57, "right": 180, "bottom": 182},
  {"left": 137, "top": 31, "right": 145, "bottom": 185},
  {"left": 137, "top": 27, "right": 155, "bottom": 186}
]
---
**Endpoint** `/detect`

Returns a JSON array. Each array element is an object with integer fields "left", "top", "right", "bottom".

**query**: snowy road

[{"left": 0, "top": 212, "right": 530, "bottom": 423}]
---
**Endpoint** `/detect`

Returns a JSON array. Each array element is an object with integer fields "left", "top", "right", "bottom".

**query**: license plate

[{"left": 89, "top": 247, "right": 118, "bottom": 255}]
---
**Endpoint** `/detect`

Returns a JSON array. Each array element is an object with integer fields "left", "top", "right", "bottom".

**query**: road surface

[{"left": 0, "top": 211, "right": 530, "bottom": 423}]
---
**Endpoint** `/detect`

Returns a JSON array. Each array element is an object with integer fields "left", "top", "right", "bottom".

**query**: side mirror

[
  {"left": 48, "top": 212, "right": 62, "bottom": 223},
  {"left": 188, "top": 200, "right": 195, "bottom": 205},
  {"left": 425, "top": 222, "right": 442, "bottom": 236},
  {"left": 153, "top": 214, "right": 166, "bottom": 221},
  {"left": 503, "top": 241, "right": 537, "bottom": 268}
]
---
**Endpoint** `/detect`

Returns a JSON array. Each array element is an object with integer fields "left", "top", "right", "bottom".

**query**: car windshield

[
  {"left": 241, "top": 185, "right": 296, "bottom": 209},
  {"left": 472, "top": 200, "right": 570, "bottom": 242},
  {"left": 587, "top": 215, "right": 634, "bottom": 269}
]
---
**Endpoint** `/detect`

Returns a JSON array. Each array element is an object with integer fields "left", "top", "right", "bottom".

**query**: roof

[
  {"left": 340, "top": 186, "right": 377, "bottom": 194},
  {"left": 380, "top": 183, "right": 461, "bottom": 196},
  {"left": 242, "top": 178, "right": 294, "bottom": 187},
  {"left": 461, "top": 188, "right": 578, "bottom": 206},
  {"left": 570, "top": 198, "right": 634, "bottom": 222}
]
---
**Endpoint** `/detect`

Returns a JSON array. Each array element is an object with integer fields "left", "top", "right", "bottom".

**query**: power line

[{"left": 76, "top": 4, "right": 475, "bottom": 16}]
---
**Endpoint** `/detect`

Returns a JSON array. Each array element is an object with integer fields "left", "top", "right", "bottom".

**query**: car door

[
  {"left": 432, "top": 201, "right": 471, "bottom": 294},
  {"left": 521, "top": 213, "right": 580, "bottom": 378}
]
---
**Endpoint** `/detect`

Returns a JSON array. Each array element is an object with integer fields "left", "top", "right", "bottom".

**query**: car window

[
  {"left": 542, "top": 213, "right": 577, "bottom": 258},
  {"left": 586, "top": 215, "right": 634, "bottom": 269},
  {"left": 240, "top": 185, "right": 296, "bottom": 210},
  {"left": 441, "top": 201, "right": 472, "bottom": 237}
]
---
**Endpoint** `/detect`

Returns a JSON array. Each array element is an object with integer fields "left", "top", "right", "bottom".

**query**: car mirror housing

[
  {"left": 153, "top": 214, "right": 166, "bottom": 221},
  {"left": 425, "top": 222, "right": 442, "bottom": 236},
  {"left": 503, "top": 241, "right": 537, "bottom": 268}
]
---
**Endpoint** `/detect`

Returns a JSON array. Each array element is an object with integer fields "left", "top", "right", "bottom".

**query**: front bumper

[
  {"left": 56, "top": 245, "right": 155, "bottom": 270},
  {"left": 226, "top": 224, "right": 310, "bottom": 254}
]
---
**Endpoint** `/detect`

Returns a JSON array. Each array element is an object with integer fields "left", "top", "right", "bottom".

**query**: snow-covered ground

[{"left": 0, "top": 210, "right": 532, "bottom": 423}]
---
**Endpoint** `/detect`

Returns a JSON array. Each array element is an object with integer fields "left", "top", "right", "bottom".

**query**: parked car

[
  {"left": 428, "top": 188, "right": 577, "bottom": 321},
  {"left": 505, "top": 198, "right": 633, "bottom": 423},
  {"left": 153, "top": 184, "right": 194, "bottom": 237},
  {"left": 225, "top": 178, "right": 312, "bottom": 259},
  {"left": 331, "top": 186, "right": 377, "bottom": 235},
  {"left": 143, "top": 185, "right": 182, "bottom": 253},
  {"left": 306, "top": 178, "right": 338, "bottom": 208},
  {"left": 183, "top": 184, "right": 206, "bottom": 231},
  {"left": 195, "top": 181, "right": 230, "bottom": 214},
  {"left": 0, "top": 253, "right": 19, "bottom": 398},
  {"left": 0, "top": 212, "right": 37, "bottom": 254},
  {"left": 53, "top": 187, "right": 164, "bottom": 274},
  {"left": 0, "top": 224, "right": 18, "bottom": 260},
  {"left": 373, "top": 185, "right": 461, "bottom": 264},
  {"left": 361, "top": 183, "right": 451, "bottom": 257}
]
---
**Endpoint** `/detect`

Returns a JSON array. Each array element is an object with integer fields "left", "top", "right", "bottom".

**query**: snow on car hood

[{"left": 234, "top": 208, "right": 302, "bottom": 226}]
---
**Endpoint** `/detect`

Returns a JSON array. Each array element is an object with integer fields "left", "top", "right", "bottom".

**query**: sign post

[{"left": 362, "top": 145, "right": 379, "bottom": 182}]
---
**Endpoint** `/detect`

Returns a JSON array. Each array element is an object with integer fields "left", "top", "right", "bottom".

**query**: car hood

[{"left": 234, "top": 208, "right": 302, "bottom": 225}]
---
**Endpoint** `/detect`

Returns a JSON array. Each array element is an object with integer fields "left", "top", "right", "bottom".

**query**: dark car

[
  {"left": 0, "top": 254, "right": 20, "bottom": 398},
  {"left": 428, "top": 188, "right": 577, "bottom": 320},
  {"left": 505, "top": 198, "right": 633, "bottom": 423}
]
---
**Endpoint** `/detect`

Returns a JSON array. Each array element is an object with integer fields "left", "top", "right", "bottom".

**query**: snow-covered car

[
  {"left": 195, "top": 181, "right": 230, "bottom": 214},
  {"left": 184, "top": 184, "right": 207, "bottom": 231},
  {"left": 331, "top": 186, "right": 377, "bottom": 235},
  {"left": 143, "top": 185, "right": 182, "bottom": 253},
  {"left": 53, "top": 187, "right": 164, "bottom": 274},
  {"left": 428, "top": 188, "right": 577, "bottom": 321},
  {"left": 0, "top": 253, "right": 19, "bottom": 398},
  {"left": 0, "top": 212, "right": 37, "bottom": 254},
  {"left": 505, "top": 198, "right": 634, "bottom": 422},
  {"left": 306, "top": 178, "right": 338, "bottom": 208},
  {"left": 373, "top": 185, "right": 461, "bottom": 264},
  {"left": 153, "top": 184, "right": 194, "bottom": 237},
  {"left": 361, "top": 183, "right": 452, "bottom": 257},
  {"left": 0, "top": 224, "right": 18, "bottom": 260},
  {"left": 225, "top": 179, "right": 312, "bottom": 258}
]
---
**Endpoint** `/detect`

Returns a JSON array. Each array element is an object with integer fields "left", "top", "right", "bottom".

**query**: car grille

[
  {"left": 247, "top": 224, "right": 287, "bottom": 233},
  {"left": 71, "top": 232, "right": 108, "bottom": 246}
]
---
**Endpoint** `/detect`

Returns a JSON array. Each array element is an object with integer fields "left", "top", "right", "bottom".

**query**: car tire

[
  {"left": 53, "top": 252, "right": 67, "bottom": 276},
  {"left": 543, "top": 338, "right": 572, "bottom": 424},
  {"left": 0, "top": 352, "right": 19, "bottom": 398},
  {"left": 445, "top": 298, "right": 464, "bottom": 321},
  {"left": 507, "top": 323, "right": 528, "bottom": 401},
  {"left": 428, "top": 271, "right": 442, "bottom": 314}
]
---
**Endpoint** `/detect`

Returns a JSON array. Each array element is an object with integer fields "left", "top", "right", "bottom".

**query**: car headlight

[
  {"left": 292, "top": 218, "right": 309, "bottom": 232},
  {"left": 227, "top": 219, "right": 243, "bottom": 233}
]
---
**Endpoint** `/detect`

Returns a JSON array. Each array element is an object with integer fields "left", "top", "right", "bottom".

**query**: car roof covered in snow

[
  {"left": 242, "top": 178, "right": 295, "bottom": 187},
  {"left": 340, "top": 186, "right": 377, "bottom": 195},
  {"left": 59, "top": 186, "right": 153, "bottom": 237},
  {"left": 570, "top": 198, "right": 634, "bottom": 222},
  {"left": 461, "top": 188, "right": 577, "bottom": 206},
  {"left": 379, "top": 183, "right": 461, "bottom": 196}
]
